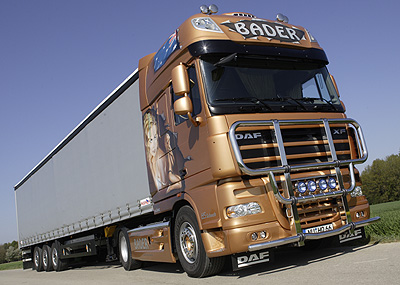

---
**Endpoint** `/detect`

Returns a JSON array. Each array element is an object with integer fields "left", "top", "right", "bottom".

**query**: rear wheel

[
  {"left": 50, "top": 241, "right": 66, "bottom": 271},
  {"left": 33, "top": 246, "right": 43, "bottom": 272},
  {"left": 42, "top": 245, "right": 53, "bottom": 272},
  {"left": 118, "top": 228, "right": 142, "bottom": 271},
  {"left": 174, "top": 206, "right": 225, "bottom": 278}
]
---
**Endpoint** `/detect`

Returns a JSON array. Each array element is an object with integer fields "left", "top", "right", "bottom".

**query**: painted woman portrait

[{"left": 143, "top": 109, "right": 183, "bottom": 195}]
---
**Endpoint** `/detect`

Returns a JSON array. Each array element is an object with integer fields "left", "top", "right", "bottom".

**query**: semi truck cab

[{"left": 137, "top": 7, "right": 379, "bottom": 275}]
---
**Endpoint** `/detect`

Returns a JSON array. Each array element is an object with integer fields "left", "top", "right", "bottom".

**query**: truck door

[{"left": 169, "top": 64, "right": 210, "bottom": 190}]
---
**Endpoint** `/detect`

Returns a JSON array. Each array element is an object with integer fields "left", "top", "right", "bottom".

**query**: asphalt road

[{"left": 1, "top": 242, "right": 399, "bottom": 285}]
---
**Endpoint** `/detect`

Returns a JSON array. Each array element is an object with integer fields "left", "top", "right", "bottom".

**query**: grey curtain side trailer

[{"left": 14, "top": 69, "right": 153, "bottom": 268}]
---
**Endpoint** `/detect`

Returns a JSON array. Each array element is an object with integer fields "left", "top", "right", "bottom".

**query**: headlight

[
  {"left": 307, "top": 180, "right": 317, "bottom": 192},
  {"left": 226, "top": 202, "right": 262, "bottom": 218},
  {"left": 328, "top": 178, "right": 337, "bottom": 189},
  {"left": 191, "top": 17, "right": 223, "bottom": 33},
  {"left": 297, "top": 181, "right": 307, "bottom": 194},
  {"left": 351, "top": 186, "right": 363, "bottom": 197},
  {"left": 318, "top": 179, "right": 328, "bottom": 190}
]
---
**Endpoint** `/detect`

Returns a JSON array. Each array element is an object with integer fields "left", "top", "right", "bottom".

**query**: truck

[{"left": 15, "top": 5, "right": 380, "bottom": 278}]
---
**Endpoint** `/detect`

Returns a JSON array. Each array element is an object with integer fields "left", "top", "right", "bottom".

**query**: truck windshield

[{"left": 200, "top": 54, "right": 343, "bottom": 114}]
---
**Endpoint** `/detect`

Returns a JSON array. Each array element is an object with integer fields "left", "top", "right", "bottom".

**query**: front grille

[
  {"left": 235, "top": 123, "right": 356, "bottom": 170},
  {"left": 297, "top": 197, "right": 344, "bottom": 228}
]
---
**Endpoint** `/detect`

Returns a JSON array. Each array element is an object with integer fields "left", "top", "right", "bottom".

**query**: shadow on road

[{"left": 66, "top": 238, "right": 380, "bottom": 279}]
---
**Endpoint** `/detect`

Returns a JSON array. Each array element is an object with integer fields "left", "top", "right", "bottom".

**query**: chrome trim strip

[
  {"left": 128, "top": 221, "right": 170, "bottom": 234},
  {"left": 248, "top": 216, "right": 380, "bottom": 252}
]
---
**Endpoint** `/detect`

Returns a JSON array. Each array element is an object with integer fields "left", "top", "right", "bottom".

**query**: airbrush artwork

[{"left": 143, "top": 108, "right": 187, "bottom": 195}]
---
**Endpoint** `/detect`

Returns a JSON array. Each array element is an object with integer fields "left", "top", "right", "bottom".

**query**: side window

[{"left": 172, "top": 65, "right": 202, "bottom": 125}]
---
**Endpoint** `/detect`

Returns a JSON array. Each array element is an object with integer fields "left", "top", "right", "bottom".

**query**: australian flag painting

[{"left": 154, "top": 30, "right": 180, "bottom": 72}]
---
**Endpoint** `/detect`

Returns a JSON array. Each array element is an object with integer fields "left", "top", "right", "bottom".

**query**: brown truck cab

[{"left": 136, "top": 6, "right": 380, "bottom": 276}]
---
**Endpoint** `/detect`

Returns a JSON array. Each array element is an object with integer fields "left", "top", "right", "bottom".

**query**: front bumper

[{"left": 248, "top": 216, "right": 380, "bottom": 252}]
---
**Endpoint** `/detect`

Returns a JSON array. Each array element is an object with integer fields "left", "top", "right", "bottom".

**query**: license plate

[{"left": 303, "top": 223, "right": 334, "bottom": 234}]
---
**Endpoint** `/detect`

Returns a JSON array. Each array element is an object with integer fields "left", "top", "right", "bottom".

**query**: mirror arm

[{"left": 187, "top": 112, "right": 201, "bottom": 127}]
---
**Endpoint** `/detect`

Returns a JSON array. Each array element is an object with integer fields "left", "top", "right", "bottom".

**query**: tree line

[
  {"left": 361, "top": 152, "right": 400, "bottom": 205},
  {"left": 0, "top": 241, "right": 21, "bottom": 264}
]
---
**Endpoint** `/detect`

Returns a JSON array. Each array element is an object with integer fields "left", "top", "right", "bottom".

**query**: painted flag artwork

[{"left": 154, "top": 30, "right": 179, "bottom": 72}]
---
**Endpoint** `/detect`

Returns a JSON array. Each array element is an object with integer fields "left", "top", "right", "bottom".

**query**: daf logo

[
  {"left": 237, "top": 251, "right": 269, "bottom": 268},
  {"left": 236, "top": 132, "right": 262, "bottom": 140},
  {"left": 333, "top": 129, "right": 346, "bottom": 135}
]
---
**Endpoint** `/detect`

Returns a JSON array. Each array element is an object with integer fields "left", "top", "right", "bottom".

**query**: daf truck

[{"left": 15, "top": 5, "right": 380, "bottom": 277}]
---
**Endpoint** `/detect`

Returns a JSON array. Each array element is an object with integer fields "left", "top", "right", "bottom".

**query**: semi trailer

[{"left": 15, "top": 5, "right": 380, "bottom": 277}]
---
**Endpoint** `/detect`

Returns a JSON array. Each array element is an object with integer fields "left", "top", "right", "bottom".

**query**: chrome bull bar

[{"left": 229, "top": 118, "right": 372, "bottom": 244}]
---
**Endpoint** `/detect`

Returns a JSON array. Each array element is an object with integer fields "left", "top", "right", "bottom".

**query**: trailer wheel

[
  {"left": 118, "top": 228, "right": 142, "bottom": 271},
  {"left": 50, "top": 241, "right": 66, "bottom": 271},
  {"left": 33, "top": 246, "right": 43, "bottom": 272},
  {"left": 42, "top": 245, "right": 53, "bottom": 272},
  {"left": 174, "top": 206, "right": 225, "bottom": 278}
]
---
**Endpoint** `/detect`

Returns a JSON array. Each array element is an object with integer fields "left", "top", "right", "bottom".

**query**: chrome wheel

[
  {"left": 42, "top": 249, "right": 49, "bottom": 268},
  {"left": 34, "top": 249, "right": 40, "bottom": 268},
  {"left": 119, "top": 233, "right": 129, "bottom": 263},
  {"left": 51, "top": 247, "right": 58, "bottom": 267},
  {"left": 179, "top": 221, "right": 198, "bottom": 264}
]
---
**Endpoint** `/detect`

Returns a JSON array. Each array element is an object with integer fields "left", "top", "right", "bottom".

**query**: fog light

[
  {"left": 297, "top": 181, "right": 307, "bottom": 194},
  {"left": 351, "top": 186, "right": 363, "bottom": 198},
  {"left": 260, "top": 231, "right": 267, "bottom": 239},
  {"left": 318, "top": 179, "right": 328, "bottom": 190},
  {"left": 328, "top": 178, "right": 337, "bottom": 189},
  {"left": 251, "top": 232, "right": 258, "bottom": 241},
  {"left": 307, "top": 180, "right": 317, "bottom": 192}
]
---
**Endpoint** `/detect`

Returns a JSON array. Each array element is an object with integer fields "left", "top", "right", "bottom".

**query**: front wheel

[
  {"left": 174, "top": 206, "right": 225, "bottom": 278},
  {"left": 118, "top": 228, "right": 142, "bottom": 271}
]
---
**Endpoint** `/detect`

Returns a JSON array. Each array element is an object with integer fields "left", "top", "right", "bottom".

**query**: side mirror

[
  {"left": 330, "top": 74, "right": 340, "bottom": 97},
  {"left": 174, "top": 96, "right": 193, "bottom": 115},
  {"left": 172, "top": 64, "right": 190, "bottom": 96}
]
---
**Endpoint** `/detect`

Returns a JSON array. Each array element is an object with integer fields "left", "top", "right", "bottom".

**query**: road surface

[{"left": 1, "top": 242, "right": 399, "bottom": 284}]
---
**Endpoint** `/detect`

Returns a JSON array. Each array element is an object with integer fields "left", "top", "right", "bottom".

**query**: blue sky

[{"left": 1, "top": 0, "right": 399, "bottom": 243}]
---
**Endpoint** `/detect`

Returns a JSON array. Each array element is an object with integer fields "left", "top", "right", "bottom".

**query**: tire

[
  {"left": 50, "top": 241, "right": 66, "bottom": 271},
  {"left": 42, "top": 245, "right": 53, "bottom": 272},
  {"left": 33, "top": 246, "right": 43, "bottom": 272},
  {"left": 174, "top": 206, "right": 225, "bottom": 278},
  {"left": 118, "top": 228, "right": 142, "bottom": 271}
]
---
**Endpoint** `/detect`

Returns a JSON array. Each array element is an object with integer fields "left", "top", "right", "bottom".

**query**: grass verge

[
  {"left": 365, "top": 200, "right": 400, "bottom": 243},
  {"left": 0, "top": 261, "right": 23, "bottom": 271}
]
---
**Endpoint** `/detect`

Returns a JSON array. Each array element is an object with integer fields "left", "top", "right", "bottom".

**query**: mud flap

[
  {"left": 338, "top": 227, "right": 366, "bottom": 244},
  {"left": 231, "top": 249, "right": 273, "bottom": 271}
]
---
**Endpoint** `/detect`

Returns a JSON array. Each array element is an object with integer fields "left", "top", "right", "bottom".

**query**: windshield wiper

[
  {"left": 214, "top": 97, "right": 272, "bottom": 111},
  {"left": 214, "top": 53, "right": 237, "bottom": 66},
  {"left": 260, "top": 97, "right": 306, "bottom": 110},
  {"left": 298, "top": 97, "right": 338, "bottom": 111}
]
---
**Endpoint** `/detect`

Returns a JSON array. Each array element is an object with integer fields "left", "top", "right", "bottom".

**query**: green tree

[
  {"left": 5, "top": 246, "right": 21, "bottom": 262},
  {"left": 0, "top": 244, "right": 6, "bottom": 263},
  {"left": 361, "top": 152, "right": 400, "bottom": 204}
]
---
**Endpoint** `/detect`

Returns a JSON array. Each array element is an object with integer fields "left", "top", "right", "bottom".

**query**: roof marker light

[
  {"left": 200, "top": 4, "right": 218, "bottom": 15},
  {"left": 276, "top": 13, "right": 289, "bottom": 23}
]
